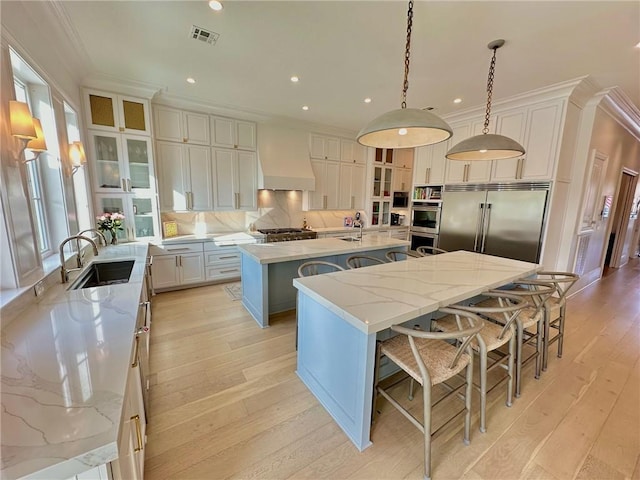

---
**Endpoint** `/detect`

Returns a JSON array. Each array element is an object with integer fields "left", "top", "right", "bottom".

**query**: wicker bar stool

[
  {"left": 476, "top": 280, "right": 556, "bottom": 397},
  {"left": 385, "top": 250, "right": 422, "bottom": 261},
  {"left": 433, "top": 292, "right": 529, "bottom": 432},
  {"left": 297, "top": 260, "right": 344, "bottom": 277},
  {"left": 416, "top": 246, "right": 448, "bottom": 256},
  {"left": 373, "top": 308, "right": 484, "bottom": 480},
  {"left": 346, "top": 254, "right": 386, "bottom": 269},
  {"left": 525, "top": 271, "right": 579, "bottom": 370}
]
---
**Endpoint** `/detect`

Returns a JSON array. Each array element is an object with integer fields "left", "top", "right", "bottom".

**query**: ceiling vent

[{"left": 189, "top": 25, "right": 220, "bottom": 45}]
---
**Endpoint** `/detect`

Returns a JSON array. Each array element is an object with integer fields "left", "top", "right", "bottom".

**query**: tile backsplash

[{"left": 160, "top": 190, "right": 369, "bottom": 236}]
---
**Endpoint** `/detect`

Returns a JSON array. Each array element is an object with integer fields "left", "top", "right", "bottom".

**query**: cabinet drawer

[
  {"left": 205, "top": 251, "right": 241, "bottom": 265},
  {"left": 150, "top": 242, "right": 203, "bottom": 255},
  {"left": 206, "top": 264, "right": 241, "bottom": 280}
]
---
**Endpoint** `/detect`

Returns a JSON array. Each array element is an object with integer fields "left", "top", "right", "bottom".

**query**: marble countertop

[
  {"left": 238, "top": 236, "right": 410, "bottom": 264},
  {"left": 312, "top": 225, "right": 407, "bottom": 234},
  {"left": 1, "top": 243, "right": 150, "bottom": 480},
  {"left": 293, "top": 250, "right": 540, "bottom": 334},
  {"left": 158, "top": 231, "right": 261, "bottom": 245}
]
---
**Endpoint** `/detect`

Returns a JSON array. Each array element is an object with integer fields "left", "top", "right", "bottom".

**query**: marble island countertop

[
  {"left": 238, "top": 236, "right": 410, "bottom": 264},
  {"left": 1, "top": 243, "right": 150, "bottom": 480},
  {"left": 293, "top": 250, "right": 540, "bottom": 334},
  {"left": 158, "top": 231, "right": 261, "bottom": 245}
]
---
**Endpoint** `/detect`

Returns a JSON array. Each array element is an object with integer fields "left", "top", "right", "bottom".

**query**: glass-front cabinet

[
  {"left": 89, "top": 132, "right": 153, "bottom": 194},
  {"left": 95, "top": 194, "right": 159, "bottom": 241}
]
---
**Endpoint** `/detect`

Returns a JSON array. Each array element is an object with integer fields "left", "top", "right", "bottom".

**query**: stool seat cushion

[{"left": 381, "top": 335, "right": 471, "bottom": 387}]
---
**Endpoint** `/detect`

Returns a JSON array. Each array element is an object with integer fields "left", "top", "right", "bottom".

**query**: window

[
  {"left": 14, "top": 78, "right": 50, "bottom": 254},
  {"left": 64, "top": 102, "right": 92, "bottom": 232}
]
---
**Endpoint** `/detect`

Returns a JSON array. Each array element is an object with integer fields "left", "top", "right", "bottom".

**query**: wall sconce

[
  {"left": 9, "top": 100, "right": 48, "bottom": 163},
  {"left": 68, "top": 141, "right": 87, "bottom": 175}
]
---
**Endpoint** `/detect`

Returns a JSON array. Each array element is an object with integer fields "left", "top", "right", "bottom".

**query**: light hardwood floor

[{"left": 145, "top": 259, "right": 640, "bottom": 480}]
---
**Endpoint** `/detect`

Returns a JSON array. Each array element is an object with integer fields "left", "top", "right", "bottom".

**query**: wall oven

[
  {"left": 410, "top": 204, "right": 442, "bottom": 234},
  {"left": 410, "top": 231, "right": 439, "bottom": 252}
]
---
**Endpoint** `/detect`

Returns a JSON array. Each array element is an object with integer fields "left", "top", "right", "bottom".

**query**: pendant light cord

[
  {"left": 483, "top": 46, "right": 498, "bottom": 134},
  {"left": 401, "top": 0, "right": 414, "bottom": 109}
]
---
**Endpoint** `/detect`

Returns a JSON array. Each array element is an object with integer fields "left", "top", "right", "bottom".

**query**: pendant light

[
  {"left": 356, "top": 1, "right": 452, "bottom": 149},
  {"left": 446, "top": 39, "right": 525, "bottom": 161}
]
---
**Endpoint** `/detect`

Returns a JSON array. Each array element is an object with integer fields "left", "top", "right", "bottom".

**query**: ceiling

[{"left": 29, "top": 1, "right": 640, "bottom": 132}]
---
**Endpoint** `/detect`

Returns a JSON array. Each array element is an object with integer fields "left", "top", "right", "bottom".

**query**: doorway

[{"left": 605, "top": 169, "right": 638, "bottom": 269}]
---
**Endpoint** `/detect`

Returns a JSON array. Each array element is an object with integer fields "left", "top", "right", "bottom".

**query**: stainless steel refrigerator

[{"left": 439, "top": 183, "right": 550, "bottom": 263}]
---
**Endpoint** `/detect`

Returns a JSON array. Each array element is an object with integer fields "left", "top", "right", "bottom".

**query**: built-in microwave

[
  {"left": 393, "top": 191, "right": 409, "bottom": 208},
  {"left": 410, "top": 204, "right": 441, "bottom": 234}
]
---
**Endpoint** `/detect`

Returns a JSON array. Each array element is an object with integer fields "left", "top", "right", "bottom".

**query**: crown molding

[
  {"left": 153, "top": 92, "right": 357, "bottom": 137},
  {"left": 82, "top": 73, "right": 164, "bottom": 100},
  {"left": 597, "top": 87, "right": 640, "bottom": 141},
  {"left": 45, "top": 1, "right": 94, "bottom": 72},
  {"left": 443, "top": 76, "right": 591, "bottom": 124}
]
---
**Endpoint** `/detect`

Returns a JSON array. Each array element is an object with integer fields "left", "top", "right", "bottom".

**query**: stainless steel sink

[
  {"left": 339, "top": 237, "right": 361, "bottom": 242},
  {"left": 68, "top": 260, "right": 135, "bottom": 290}
]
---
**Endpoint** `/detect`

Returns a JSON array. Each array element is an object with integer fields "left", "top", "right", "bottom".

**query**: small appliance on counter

[{"left": 390, "top": 213, "right": 400, "bottom": 225}]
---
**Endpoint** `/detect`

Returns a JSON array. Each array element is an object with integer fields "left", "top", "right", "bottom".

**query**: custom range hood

[{"left": 257, "top": 123, "right": 316, "bottom": 191}]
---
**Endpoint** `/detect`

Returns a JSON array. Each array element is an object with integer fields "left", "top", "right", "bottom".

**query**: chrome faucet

[
  {"left": 78, "top": 229, "right": 107, "bottom": 246},
  {"left": 77, "top": 229, "right": 107, "bottom": 267},
  {"left": 59, "top": 235, "right": 99, "bottom": 283}
]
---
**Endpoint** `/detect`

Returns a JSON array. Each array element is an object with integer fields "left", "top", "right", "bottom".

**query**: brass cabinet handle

[
  {"left": 219, "top": 255, "right": 237, "bottom": 260},
  {"left": 131, "top": 335, "right": 140, "bottom": 368},
  {"left": 119, "top": 127, "right": 125, "bottom": 132},
  {"left": 121, "top": 178, "right": 127, "bottom": 191},
  {"left": 220, "top": 269, "right": 239, "bottom": 274},
  {"left": 425, "top": 167, "right": 431, "bottom": 184},
  {"left": 131, "top": 414, "right": 143, "bottom": 452}
]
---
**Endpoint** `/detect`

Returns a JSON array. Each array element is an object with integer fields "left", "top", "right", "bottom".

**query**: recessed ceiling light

[
  {"left": 453, "top": 98, "right": 462, "bottom": 104},
  {"left": 636, "top": 41, "right": 640, "bottom": 48},
  {"left": 291, "top": 76, "right": 300, "bottom": 83},
  {"left": 364, "top": 98, "right": 372, "bottom": 103},
  {"left": 302, "top": 105, "right": 309, "bottom": 111},
  {"left": 209, "top": 0, "right": 223, "bottom": 11},
  {"left": 186, "top": 77, "right": 196, "bottom": 84}
]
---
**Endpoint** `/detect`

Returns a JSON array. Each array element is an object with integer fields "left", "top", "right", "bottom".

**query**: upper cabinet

[
  {"left": 211, "top": 115, "right": 256, "bottom": 151},
  {"left": 88, "top": 132, "right": 154, "bottom": 194},
  {"left": 310, "top": 134, "right": 340, "bottom": 161},
  {"left": 414, "top": 141, "right": 447, "bottom": 185},
  {"left": 84, "top": 89, "right": 151, "bottom": 136},
  {"left": 491, "top": 100, "right": 563, "bottom": 182},
  {"left": 393, "top": 148, "right": 414, "bottom": 169},
  {"left": 445, "top": 122, "right": 492, "bottom": 184},
  {"left": 212, "top": 148, "right": 258, "bottom": 211},
  {"left": 340, "top": 139, "right": 366, "bottom": 164},
  {"left": 153, "top": 106, "right": 210, "bottom": 145}
]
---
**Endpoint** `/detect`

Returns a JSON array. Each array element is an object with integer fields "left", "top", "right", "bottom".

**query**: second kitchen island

[{"left": 239, "top": 236, "right": 409, "bottom": 327}]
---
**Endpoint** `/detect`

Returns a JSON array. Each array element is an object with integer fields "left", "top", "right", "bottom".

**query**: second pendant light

[{"left": 446, "top": 39, "right": 525, "bottom": 161}]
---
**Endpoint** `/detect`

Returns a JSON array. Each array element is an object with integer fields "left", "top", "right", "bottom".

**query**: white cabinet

[
  {"left": 392, "top": 167, "right": 412, "bottom": 192},
  {"left": 310, "top": 134, "right": 340, "bottom": 161},
  {"left": 84, "top": 89, "right": 151, "bottom": 135},
  {"left": 212, "top": 148, "right": 258, "bottom": 211},
  {"left": 89, "top": 132, "right": 154, "bottom": 194},
  {"left": 490, "top": 100, "right": 563, "bottom": 182},
  {"left": 394, "top": 148, "right": 414, "bottom": 169},
  {"left": 389, "top": 226, "right": 409, "bottom": 240},
  {"left": 149, "top": 243, "right": 205, "bottom": 290},
  {"left": 110, "top": 327, "right": 147, "bottom": 480},
  {"left": 156, "top": 142, "right": 213, "bottom": 211},
  {"left": 205, "top": 243, "right": 241, "bottom": 282},
  {"left": 153, "top": 106, "right": 210, "bottom": 145},
  {"left": 414, "top": 142, "right": 447, "bottom": 185},
  {"left": 211, "top": 116, "right": 256, "bottom": 151},
  {"left": 445, "top": 122, "right": 492, "bottom": 184},
  {"left": 338, "top": 163, "right": 366, "bottom": 210},
  {"left": 304, "top": 159, "right": 340, "bottom": 210},
  {"left": 340, "top": 139, "right": 366, "bottom": 164}
]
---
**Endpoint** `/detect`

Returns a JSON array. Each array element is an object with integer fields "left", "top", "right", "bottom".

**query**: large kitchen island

[
  {"left": 292, "top": 250, "right": 540, "bottom": 451},
  {"left": 238, "top": 236, "right": 409, "bottom": 327}
]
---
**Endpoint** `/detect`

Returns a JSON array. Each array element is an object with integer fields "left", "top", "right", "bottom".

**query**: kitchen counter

[
  {"left": 159, "top": 231, "right": 261, "bottom": 245},
  {"left": 293, "top": 250, "right": 540, "bottom": 451},
  {"left": 1, "top": 243, "right": 150, "bottom": 480},
  {"left": 239, "top": 236, "right": 409, "bottom": 327},
  {"left": 239, "top": 236, "right": 408, "bottom": 265}
]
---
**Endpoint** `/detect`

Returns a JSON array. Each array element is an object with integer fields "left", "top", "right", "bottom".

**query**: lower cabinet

[
  {"left": 205, "top": 243, "right": 241, "bottom": 282},
  {"left": 149, "top": 243, "right": 205, "bottom": 290}
]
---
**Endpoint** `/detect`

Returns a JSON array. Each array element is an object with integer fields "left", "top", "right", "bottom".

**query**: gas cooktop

[{"left": 257, "top": 228, "right": 317, "bottom": 242}]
